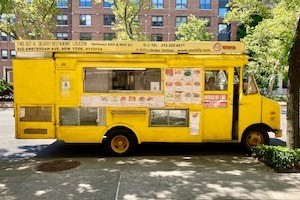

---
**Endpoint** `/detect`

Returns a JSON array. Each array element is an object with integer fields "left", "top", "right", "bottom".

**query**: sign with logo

[{"left": 15, "top": 40, "right": 245, "bottom": 55}]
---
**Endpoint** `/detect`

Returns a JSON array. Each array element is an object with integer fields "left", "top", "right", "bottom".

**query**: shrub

[{"left": 252, "top": 145, "right": 299, "bottom": 171}]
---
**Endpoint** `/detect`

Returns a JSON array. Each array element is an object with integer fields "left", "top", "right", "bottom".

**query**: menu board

[
  {"left": 204, "top": 94, "right": 227, "bottom": 108},
  {"left": 81, "top": 95, "right": 165, "bottom": 108},
  {"left": 164, "top": 68, "right": 201, "bottom": 104}
]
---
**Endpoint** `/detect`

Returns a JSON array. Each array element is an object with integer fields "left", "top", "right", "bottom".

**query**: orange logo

[{"left": 213, "top": 43, "right": 222, "bottom": 52}]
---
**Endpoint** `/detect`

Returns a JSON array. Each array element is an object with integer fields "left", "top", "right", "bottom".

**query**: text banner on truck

[{"left": 15, "top": 40, "right": 245, "bottom": 55}]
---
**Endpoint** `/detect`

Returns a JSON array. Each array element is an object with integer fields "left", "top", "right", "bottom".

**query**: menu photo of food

[
  {"left": 192, "top": 92, "right": 201, "bottom": 104},
  {"left": 165, "top": 69, "right": 174, "bottom": 80},
  {"left": 183, "top": 80, "right": 192, "bottom": 91},
  {"left": 99, "top": 96, "right": 109, "bottom": 106},
  {"left": 138, "top": 96, "right": 147, "bottom": 106},
  {"left": 165, "top": 81, "right": 174, "bottom": 91},
  {"left": 174, "top": 69, "right": 183, "bottom": 79},
  {"left": 109, "top": 96, "right": 119, "bottom": 106},
  {"left": 165, "top": 92, "right": 174, "bottom": 103},
  {"left": 174, "top": 91, "right": 182, "bottom": 103},
  {"left": 183, "top": 92, "right": 192, "bottom": 103},
  {"left": 193, "top": 81, "right": 201, "bottom": 91},
  {"left": 174, "top": 81, "right": 183, "bottom": 91},
  {"left": 183, "top": 69, "right": 192, "bottom": 80},
  {"left": 193, "top": 69, "right": 201, "bottom": 78}
]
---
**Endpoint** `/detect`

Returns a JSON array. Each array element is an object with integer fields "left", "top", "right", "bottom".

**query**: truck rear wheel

[
  {"left": 104, "top": 129, "right": 136, "bottom": 156},
  {"left": 242, "top": 127, "right": 269, "bottom": 150}
]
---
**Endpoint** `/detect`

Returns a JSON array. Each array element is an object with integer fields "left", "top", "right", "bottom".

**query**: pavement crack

[{"left": 151, "top": 176, "right": 162, "bottom": 200}]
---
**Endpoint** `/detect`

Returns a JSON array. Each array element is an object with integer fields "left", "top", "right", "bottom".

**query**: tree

[
  {"left": 286, "top": 18, "right": 300, "bottom": 149},
  {"left": 175, "top": 15, "right": 212, "bottom": 41},
  {"left": 96, "top": 0, "right": 151, "bottom": 41},
  {"left": 0, "top": 0, "right": 57, "bottom": 40},
  {"left": 225, "top": 0, "right": 300, "bottom": 148}
]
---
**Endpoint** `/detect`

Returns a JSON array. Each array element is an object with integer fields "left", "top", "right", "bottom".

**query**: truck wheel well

[
  {"left": 104, "top": 126, "right": 138, "bottom": 144},
  {"left": 243, "top": 123, "right": 273, "bottom": 136}
]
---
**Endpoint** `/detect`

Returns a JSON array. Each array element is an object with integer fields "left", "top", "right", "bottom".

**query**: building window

[
  {"left": 57, "top": 14, "right": 68, "bottom": 25},
  {"left": 104, "top": 15, "right": 115, "bottom": 26},
  {"left": 151, "top": 34, "right": 163, "bottom": 41},
  {"left": 1, "top": 50, "right": 8, "bottom": 59},
  {"left": 219, "top": 0, "right": 229, "bottom": 18},
  {"left": 150, "top": 109, "right": 188, "bottom": 127},
  {"left": 57, "top": 33, "right": 69, "bottom": 40},
  {"left": 4, "top": 67, "right": 13, "bottom": 83},
  {"left": 10, "top": 50, "right": 16, "bottom": 59},
  {"left": 175, "top": 16, "right": 187, "bottom": 27},
  {"left": 80, "top": 14, "right": 92, "bottom": 26},
  {"left": 79, "top": 0, "right": 92, "bottom": 7},
  {"left": 176, "top": 0, "right": 187, "bottom": 9},
  {"left": 103, "top": 0, "right": 113, "bottom": 8},
  {"left": 56, "top": 0, "right": 68, "bottom": 7},
  {"left": 80, "top": 32, "right": 92, "bottom": 40},
  {"left": 151, "top": 16, "right": 163, "bottom": 27},
  {"left": 152, "top": 0, "right": 163, "bottom": 9},
  {"left": 104, "top": 33, "right": 116, "bottom": 40},
  {"left": 200, "top": 0, "right": 211, "bottom": 10},
  {"left": 218, "top": 23, "right": 230, "bottom": 41},
  {"left": 1, "top": 32, "right": 7, "bottom": 41},
  {"left": 200, "top": 17, "right": 211, "bottom": 27}
]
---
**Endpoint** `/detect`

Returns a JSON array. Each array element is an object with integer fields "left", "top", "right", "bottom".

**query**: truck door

[{"left": 202, "top": 68, "right": 233, "bottom": 141}]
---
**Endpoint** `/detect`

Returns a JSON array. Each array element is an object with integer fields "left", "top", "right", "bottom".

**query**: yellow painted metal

[
  {"left": 262, "top": 97, "right": 282, "bottom": 137},
  {"left": 13, "top": 45, "right": 281, "bottom": 145}
]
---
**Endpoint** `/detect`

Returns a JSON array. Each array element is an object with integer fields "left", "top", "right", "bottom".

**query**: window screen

[
  {"left": 84, "top": 68, "right": 161, "bottom": 93},
  {"left": 20, "top": 107, "right": 52, "bottom": 122},
  {"left": 60, "top": 107, "right": 99, "bottom": 126},
  {"left": 150, "top": 109, "right": 188, "bottom": 127}
]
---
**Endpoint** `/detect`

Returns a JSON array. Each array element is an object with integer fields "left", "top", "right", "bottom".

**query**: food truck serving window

[{"left": 84, "top": 68, "right": 161, "bottom": 93}]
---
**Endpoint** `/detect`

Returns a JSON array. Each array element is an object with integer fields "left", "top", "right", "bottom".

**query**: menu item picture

[
  {"left": 165, "top": 69, "right": 174, "bottom": 76},
  {"left": 175, "top": 69, "right": 183, "bottom": 75},
  {"left": 185, "top": 92, "right": 192, "bottom": 97},
  {"left": 184, "top": 69, "right": 192, "bottom": 76},
  {"left": 120, "top": 97, "right": 127, "bottom": 102},
  {"left": 194, "top": 81, "right": 200, "bottom": 86},
  {"left": 166, "top": 82, "right": 173, "bottom": 86},
  {"left": 139, "top": 97, "right": 146, "bottom": 101},
  {"left": 193, "top": 69, "right": 201, "bottom": 75},
  {"left": 175, "top": 81, "right": 182, "bottom": 86}
]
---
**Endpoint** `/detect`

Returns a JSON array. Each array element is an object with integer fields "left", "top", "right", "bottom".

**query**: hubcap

[
  {"left": 246, "top": 132, "right": 264, "bottom": 147},
  {"left": 111, "top": 135, "right": 129, "bottom": 153}
]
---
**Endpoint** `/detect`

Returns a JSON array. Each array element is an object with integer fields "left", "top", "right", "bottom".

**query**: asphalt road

[{"left": 1, "top": 107, "right": 300, "bottom": 200}]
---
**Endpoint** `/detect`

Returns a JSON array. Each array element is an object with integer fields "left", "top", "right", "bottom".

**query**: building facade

[{"left": 1, "top": 0, "right": 235, "bottom": 82}]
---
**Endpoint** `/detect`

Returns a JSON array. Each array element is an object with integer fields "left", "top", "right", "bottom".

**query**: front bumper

[{"left": 274, "top": 129, "right": 283, "bottom": 138}]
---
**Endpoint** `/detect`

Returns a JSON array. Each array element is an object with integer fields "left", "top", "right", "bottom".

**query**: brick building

[{"left": 0, "top": 0, "right": 236, "bottom": 82}]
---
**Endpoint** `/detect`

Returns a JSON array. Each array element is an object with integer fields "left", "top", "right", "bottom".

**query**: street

[{"left": 1, "top": 107, "right": 300, "bottom": 200}]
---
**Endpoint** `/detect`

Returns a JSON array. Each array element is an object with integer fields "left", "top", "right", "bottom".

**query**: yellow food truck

[{"left": 13, "top": 40, "right": 282, "bottom": 156}]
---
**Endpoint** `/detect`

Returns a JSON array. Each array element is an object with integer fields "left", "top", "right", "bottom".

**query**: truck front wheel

[{"left": 242, "top": 128, "right": 269, "bottom": 150}]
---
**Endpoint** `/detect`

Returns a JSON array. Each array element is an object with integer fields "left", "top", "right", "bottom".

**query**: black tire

[
  {"left": 104, "top": 129, "right": 136, "bottom": 156},
  {"left": 242, "top": 127, "right": 269, "bottom": 150}
]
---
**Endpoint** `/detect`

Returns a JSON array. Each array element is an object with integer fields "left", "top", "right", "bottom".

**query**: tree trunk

[{"left": 286, "top": 17, "right": 300, "bottom": 149}]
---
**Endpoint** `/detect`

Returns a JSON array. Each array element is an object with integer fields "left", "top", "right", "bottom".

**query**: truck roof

[{"left": 15, "top": 40, "right": 245, "bottom": 58}]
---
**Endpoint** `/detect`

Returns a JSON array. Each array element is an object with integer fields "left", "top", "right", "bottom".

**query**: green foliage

[
  {"left": 225, "top": 0, "right": 300, "bottom": 95},
  {"left": 96, "top": 0, "right": 150, "bottom": 41},
  {"left": 0, "top": 79, "right": 13, "bottom": 93},
  {"left": 0, "top": 0, "right": 58, "bottom": 39},
  {"left": 252, "top": 145, "right": 300, "bottom": 171},
  {"left": 175, "top": 15, "right": 212, "bottom": 41}
]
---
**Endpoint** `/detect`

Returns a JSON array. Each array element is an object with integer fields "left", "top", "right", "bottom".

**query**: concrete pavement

[{"left": 1, "top": 107, "right": 300, "bottom": 200}]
